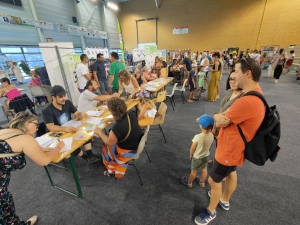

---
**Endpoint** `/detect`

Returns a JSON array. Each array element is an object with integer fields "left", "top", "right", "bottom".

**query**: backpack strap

[{"left": 237, "top": 91, "right": 268, "bottom": 145}]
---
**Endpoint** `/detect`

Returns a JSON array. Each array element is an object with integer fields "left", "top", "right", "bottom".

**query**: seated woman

[
  {"left": 0, "top": 78, "right": 21, "bottom": 120},
  {"left": 29, "top": 70, "right": 48, "bottom": 107},
  {"left": 93, "top": 98, "right": 143, "bottom": 178},
  {"left": 142, "top": 66, "right": 156, "bottom": 81},
  {"left": 133, "top": 67, "right": 147, "bottom": 86},
  {"left": 135, "top": 90, "right": 157, "bottom": 127},
  {"left": 118, "top": 69, "right": 140, "bottom": 99}
]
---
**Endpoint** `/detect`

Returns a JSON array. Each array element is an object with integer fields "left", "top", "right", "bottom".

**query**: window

[
  {"left": 23, "top": 47, "right": 41, "bottom": 53},
  {"left": 0, "top": 47, "right": 22, "bottom": 53}
]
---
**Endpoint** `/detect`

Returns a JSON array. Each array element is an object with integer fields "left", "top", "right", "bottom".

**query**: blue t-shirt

[
  {"left": 92, "top": 60, "right": 106, "bottom": 81},
  {"left": 183, "top": 58, "right": 192, "bottom": 71}
]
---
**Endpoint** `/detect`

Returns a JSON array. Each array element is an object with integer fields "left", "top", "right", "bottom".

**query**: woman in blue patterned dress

[{"left": 0, "top": 112, "right": 64, "bottom": 224}]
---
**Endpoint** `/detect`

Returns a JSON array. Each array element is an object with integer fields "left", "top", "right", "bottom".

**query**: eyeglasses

[
  {"left": 241, "top": 57, "right": 253, "bottom": 74},
  {"left": 30, "top": 122, "right": 39, "bottom": 128}
]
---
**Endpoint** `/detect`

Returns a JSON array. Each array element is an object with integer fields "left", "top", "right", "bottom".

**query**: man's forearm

[
  {"left": 47, "top": 124, "right": 67, "bottom": 132},
  {"left": 108, "top": 75, "right": 114, "bottom": 86}
]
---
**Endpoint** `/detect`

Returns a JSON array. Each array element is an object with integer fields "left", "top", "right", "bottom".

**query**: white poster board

[
  {"left": 39, "top": 42, "right": 80, "bottom": 106},
  {"left": 132, "top": 49, "right": 146, "bottom": 62},
  {"left": 84, "top": 47, "right": 109, "bottom": 59}
]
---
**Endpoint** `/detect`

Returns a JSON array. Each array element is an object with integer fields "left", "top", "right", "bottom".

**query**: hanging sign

[
  {"left": 35, "top": 21, "right": 54, "bottom": 30},
  {"left": 22, "top": 18, "right": 35, "bottom": 27},
  {"left": 173, "top": 26, "right": 188, "bottom": 34},
  {"left": 56, "top": 23, "right": 69, "bottom": 33},
  {"left": 132, "top": 49, "right": 146, "bottom": 62}
]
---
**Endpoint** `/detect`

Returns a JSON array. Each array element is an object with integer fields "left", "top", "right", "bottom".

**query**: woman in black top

[
  {"left": 94, "top": 98, "right": 143, "bottom": 178},
  {"left": 133, "top": 67, "right": 147, "bottom": 86}
]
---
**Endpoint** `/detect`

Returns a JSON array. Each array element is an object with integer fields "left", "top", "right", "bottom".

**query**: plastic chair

[
  {"left": 166, "top": 83, "right": 177, "bottom": 111},
  {"left": 174, "top": 79, "right": 188, "bottom": 104},
  {"left": 150, "top": 102, "right": 167, "bottom": 143},
  {"left": 129, "top": 125, "right": 151, "bottom": 186},
  {"left": 29, "top": 86, "right": 48, "bottom": 107}
]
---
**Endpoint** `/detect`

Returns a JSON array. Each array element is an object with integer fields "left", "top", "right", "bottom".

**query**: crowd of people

[{"left": 0, "top": 46, "right": 296, "bottom": 225}]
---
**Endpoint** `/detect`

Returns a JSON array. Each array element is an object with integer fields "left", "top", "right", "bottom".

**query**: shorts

[
  {"left": 190, "top": 85, "right": 196, "bottom": 92},
  {"left": 191, "top": 156, "right": 209, "bottom": 171},
  {"left": 99, "top": 80, "right": 110, "bottom": 94},
  {"left": 184, "top": 71, "right": 189, "bottom": 80},
  {"left": 210, "top": 158, "right": 237, "bottom": 183},
  {"left": 78, "top": 88, "right": 84, "bottom": 93}
]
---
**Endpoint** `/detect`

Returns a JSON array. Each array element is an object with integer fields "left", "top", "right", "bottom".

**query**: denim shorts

[{"left": 99, "top": 80, "right": 110, "bottom": 94}]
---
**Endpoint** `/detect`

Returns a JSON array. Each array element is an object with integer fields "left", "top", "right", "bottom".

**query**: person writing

[
  {"left": 135, "top": 90, "right": 157, "bottom": 127},
  {"left": 42, "top": 85, "right": 100, "bottom": 164},
  {"left": 0, "top": 112, "right": 64, "bottom": 225},
  {"left": 118, "top": 69, "right": 140, "bottom": 99},
  {"left": 133, "top": 67, "right": 147, "bottom": 86}
]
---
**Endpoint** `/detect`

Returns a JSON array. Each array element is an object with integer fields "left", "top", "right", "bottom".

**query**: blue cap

[{"left": 198, "top": 114, "right": 214, "bottom": 129}]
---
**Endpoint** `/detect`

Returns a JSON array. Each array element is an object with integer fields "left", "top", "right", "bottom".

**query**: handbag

[{"left": 117, "top": 114, "right": 131, "bottom": 143}]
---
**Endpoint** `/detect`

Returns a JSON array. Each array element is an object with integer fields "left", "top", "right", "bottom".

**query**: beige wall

[{"left": 119, "top": 0, "right": 300, "bottom": 52}]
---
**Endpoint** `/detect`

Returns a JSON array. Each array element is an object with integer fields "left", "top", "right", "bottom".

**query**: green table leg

[
  {"left": 68, "top": 154, "right": 83, "bottom": 198},
  {"left": 43, "top": 154, "right": 83, "bottom": 198}
]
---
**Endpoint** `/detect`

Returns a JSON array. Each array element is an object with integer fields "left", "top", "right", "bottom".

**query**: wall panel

[{"left": 119, "top": 0, "right": 300, "bottom": 52}]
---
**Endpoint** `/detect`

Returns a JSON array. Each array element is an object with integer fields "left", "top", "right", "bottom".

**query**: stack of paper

[
  {"left": 62, "top": 120, "right": 84, "bottom": 128},
  {"left": 49, "top": 138, "right": 73, "bottom": 152},
  {"left": 36, "top": 137, "right": 56, "bottom": 148},
  {"left": 86, "top": 110, "right": 103, "bottom": 117},
  {"left": 86, "top": 117, "right": 103, "bottom": 125}
]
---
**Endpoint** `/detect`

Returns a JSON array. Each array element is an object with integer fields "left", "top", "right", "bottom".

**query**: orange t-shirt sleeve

[{"left": 225, "top": 98, "right": 255, "bottom": 124}]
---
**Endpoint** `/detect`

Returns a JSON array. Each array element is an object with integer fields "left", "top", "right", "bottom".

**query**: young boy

[
  {"left": 187, "top": 63, "right": 198, "bottom": 102},
  {"left": 197, "top": 66, "right": 206, "bottom": 98},
  {"left": 180, "top": 114, "right": 214, "bottom": 188}
]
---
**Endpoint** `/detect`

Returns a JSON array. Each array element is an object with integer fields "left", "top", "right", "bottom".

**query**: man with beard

[
  {"left": 77, "top": 80, "right": 119, "bottom": 112},
  {"left": 42, "top": 85, "right": 100, "bottom": 164}
]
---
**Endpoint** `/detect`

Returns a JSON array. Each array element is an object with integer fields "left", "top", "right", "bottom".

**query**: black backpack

[{"left": 237, "top": 91, "right": 281, "bottom": 166}]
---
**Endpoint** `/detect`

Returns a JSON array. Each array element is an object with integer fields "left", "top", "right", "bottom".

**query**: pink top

[
  {"left": 6, "top": 87, "right": 21, "bottom": 101},
  {"left": 30, "top": 77, "right": 41, "bottom": 86}
]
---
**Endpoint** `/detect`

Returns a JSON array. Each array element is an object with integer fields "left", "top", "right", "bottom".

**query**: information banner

[
  {"left": 56, "top": 23, "right": 69, "bottom": 33},
  {"left": 84, "top": 48, "right": 109, "bottom": 59},
  {"left": 35, "top": 21, "right": 54, "bottom": 30},
  {"left": 22, "top": 18, "right": 35, "bottom": 27},
  {"left": 173, "top": 26, "right": 188, "bottom": 34},
  {"left": 132, "top": 49, "right": 146, "bottom": 62}
]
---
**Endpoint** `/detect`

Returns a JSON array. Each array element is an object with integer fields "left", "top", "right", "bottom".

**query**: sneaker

[
  {"left": 87, "top": 156, "right": 101, "bottom": 165},
  {"left": 194, "top": 209, "right": 216, "bottom": 225},
  {"left": 208, "top": 191, "right": 230, "bottom": 210},
  {"left": 274, "top": 79, "right": 278, "bottom": 84},
  {"left": 202, "top": 89, "right": 207, "bottom": 93},
  {"left": 180, "top": 177, "right": 192, "bottom": 187}
]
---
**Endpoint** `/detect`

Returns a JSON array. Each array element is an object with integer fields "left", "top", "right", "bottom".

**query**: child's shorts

[{"left": 191, "top": 156, "right": 209, "bottom": 171}]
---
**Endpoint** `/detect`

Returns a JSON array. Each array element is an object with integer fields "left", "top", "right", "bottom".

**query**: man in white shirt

[
  {"left": 77, "top": 80, "right": 119, "bottom": 112},
  {"left": 76, "top": 54, "right": 91, "bottom": 93},
  {"left": 249, "top": 49, "right": 261, "bottom": 64}
]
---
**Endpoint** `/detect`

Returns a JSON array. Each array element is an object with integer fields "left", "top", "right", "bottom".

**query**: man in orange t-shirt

[{"left": 194, "top": 58, "right": 265, "bottom": 225}]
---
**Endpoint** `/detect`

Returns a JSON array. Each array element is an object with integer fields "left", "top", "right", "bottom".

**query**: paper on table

[
  {"left": 146, "top": 87, "right": 157, "bottom": 91},
  {"left": 86, "top": 110, "right": 103, "bottom": 117},
  {"left": 62, "top": 120, "right": 84, "bottom": 128},
  {"left": 49, "top": 138, "right": 73, "bottom": 152},
  {"left": 105, "top": 115, "right": 113, "bottom": 119},
  {"left": 86, "top": 117, "right": 103, "bottom": 125},
  {"left": 35, "top": 137, "right": 56, "bottom": 148}
]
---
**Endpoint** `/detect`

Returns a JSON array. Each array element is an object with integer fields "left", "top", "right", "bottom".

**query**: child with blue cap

[{"left": 180, "top": 114, "right": 214, "bottom": 188}]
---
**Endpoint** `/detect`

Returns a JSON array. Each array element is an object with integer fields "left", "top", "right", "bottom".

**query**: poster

[
  {"left": 145, "top": 45, "right": 158, "bottom": 55},
  {"left": 132, "top": 49, "right": 146, "bottom": 62},
  {"left": 85, "top": 29, "right": 95, "bottom": 38},
  {"left": 56, "top": 23, "right": 69, "bottom": 33},
  {"left": 35, "top": 21, "right": 54, "bottom": 30},
  {"left": 77, "top": 26, "right": 88, "bottom": 36},
  {"left": 22, "top": 18, "right": 35, "bottom": 27},
  {"left": 68, "top": 25, "right": 78, "bottom": 35},
  {"left": 0, "top": 14, "right": 22, "bottom": 25},
  {"left": 84, "top": 48, "right": 109, "bottom": 59},
  {"left": 173, "top": 27, "right": 188, "bottom": 34}
]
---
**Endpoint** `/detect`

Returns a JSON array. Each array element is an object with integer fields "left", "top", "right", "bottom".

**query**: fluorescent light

[{"left": 107, "top": 2, "right": 118, "bottom": 10}]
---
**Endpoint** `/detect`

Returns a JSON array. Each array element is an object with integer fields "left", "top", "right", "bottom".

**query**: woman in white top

[
  {"left": 118, "top": 69, "right": 140, "bottom": 99},
  {"left": 11, "top": 62, "right": 23, "bottom": 84}
]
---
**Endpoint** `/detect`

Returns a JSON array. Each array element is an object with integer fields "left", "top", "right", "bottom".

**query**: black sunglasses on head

[{"left": 241, "top": 57, "right": 253, "bottom": 74}]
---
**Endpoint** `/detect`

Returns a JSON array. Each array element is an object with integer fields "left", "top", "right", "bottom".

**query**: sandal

[
  {"left": 196, "top": 176, "right": 205, "bottom": 188},
  {"left": 103, "top": 170, "right": 110, "bottom": 176},
  {"left": 27, "top": 215, "right": 38, "bottom": 225}
]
